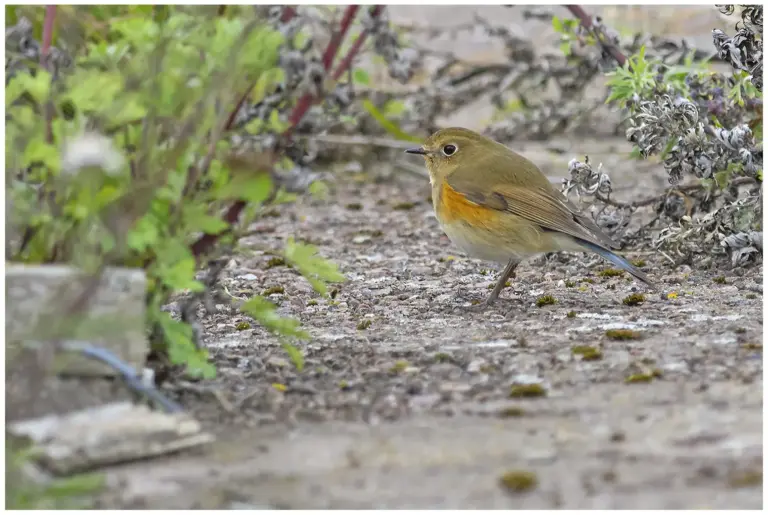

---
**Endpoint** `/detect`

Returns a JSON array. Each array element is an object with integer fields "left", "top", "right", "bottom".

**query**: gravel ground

[
  {"left": 102, "top": 137, "right": 762, "bottom": 508},
  {"left": 97, "top": 6, "right": 762, "bottom": 509}
]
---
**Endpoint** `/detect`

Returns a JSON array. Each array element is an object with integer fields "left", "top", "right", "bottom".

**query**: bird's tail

[{"left": 577, "top": 239, "right": 657, "bottom": 290}]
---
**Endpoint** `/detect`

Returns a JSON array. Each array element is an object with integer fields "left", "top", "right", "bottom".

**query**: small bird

[{"left": 406, "top": 127, "right": 655, "bottom": 305}]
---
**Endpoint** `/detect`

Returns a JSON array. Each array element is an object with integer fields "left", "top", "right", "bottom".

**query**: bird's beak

[{"left": 405, "top": 147, "right": 427, "bottom": 155}]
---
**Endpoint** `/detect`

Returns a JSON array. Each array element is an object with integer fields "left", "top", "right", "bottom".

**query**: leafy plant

[{"left": 6, "top": 6, "right": 345, "bottom": 379}]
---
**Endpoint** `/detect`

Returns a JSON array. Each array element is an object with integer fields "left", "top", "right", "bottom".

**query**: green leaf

[
  {"left": 283, "top": 237, "right": 345, "bottom": 295},
  {"left": 157, "top": 311, "right": 215, "bottom": 379},
  {"left": 362, "top": 99, "right": 422, "bottom": 143},
  {"left": 714, "top": 170, "right": 730, "bottom": 189},
  {"left": 12, "top": 70, "right": 52, "bottom": 104},
  {"left": 214, "top": 172, "right": 272, "bottom": 204},
  {"left": 552, "top": 16, "right": 564, "bottom": 33},
  {"left": 126, "top": 213, "right": 161, "bottom": 252},
  {"left": 240, "top": 296, "right": 309, "bottom": 339},
  {"left": 308, "top": 180, "right": 330, "bottom": 200},
  {"left": 353, "top": 68, "right": 370, "bottom": 85},
  {"left": 183, "top": 204, "right": 230, "bottom": 234},
  {"left": 282, "top": 342, "right": 305, "bottom": 371},
  {"left": 22, "top": 140, "right": 60, "bottom": 173},
  {"left": 153, "top": 240, "right": 204, "bottom": 291}
]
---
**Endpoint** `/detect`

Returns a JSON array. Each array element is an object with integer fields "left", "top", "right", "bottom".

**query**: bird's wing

[{"left": 446, "top": 175, "right": 619, "bottom": 250}]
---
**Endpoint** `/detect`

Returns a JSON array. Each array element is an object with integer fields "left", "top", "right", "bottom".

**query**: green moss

[
  {"left": 713, "top": 276, "right": 727, "bottom": 284},
  {"left": 338, "top": 380, "right": 350, "bottom": 390},
  {"left": 571, "top": 345, "right": 603, "bottom": 361},
  {"left": 745, "top": 293, "right": 757, "bottom": 299},
  {"left": 631, "top": 259, "right": 646, "bottom": 267},
  {"left": 622, "top": 293, "right": 645, "bottom": 306},
  {"left": 625, "top": 369, "right": 662, "bottom": 384},
  {"left": 727, "top": 469, "right": 763, "bottom": 488},
  {"left": 564, "top": 280, "right": 576, "bottom": 288},
  {"left": 566, "top": 310, "right": 576, "bottom": 318},
  {"left": 498, "top": 406, "right": 526, "bottom": 418},
  {"left": 605, "top": 329, "right": 641, "bottom": 340},
  {"left": 499, "top": 470, "right": 538, "bottom": 493},
  {"left": 433, "top": 352, "right": 453, "bottom": 363},
  {"left": 389, "top": 360, "right": 409, "bottom": 374},
  {"left": 235, "top": 321, "right": 251, "bottom": 331},
  {"left": 307, "top": 299, "right": 318, "bottom": 306},
  {"left": 392, "top": 201, "right": 416, "bottom": 211},
  {"left": 345, "top": 202, "right": 363, "bottom": 211},
  {"left": 480, "top": 269, "right": 489, "bottom": 276},
  {"left": 536, "top": 295, "right": 557, "bottom": 307},
  {"left": 357, "top": 319, "right": 372, "bottom": 330},
  {"left": 262, "top": 285, "right": 285, "bottom": 296},
  {"left": 265, "top": 256, "right": 286, "bottom": 269},
  {"left": 509, "top": 383, "right": 547, "bottom": 398},
  {"left": 599, "top": 268, "right": 625, "bottom": 277},
  {"left": 581, "top": 278, "right": 595, "bottom": 284}
]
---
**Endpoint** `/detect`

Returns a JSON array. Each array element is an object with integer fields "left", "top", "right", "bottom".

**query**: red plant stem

[
  {"left": 285, "top": 5, "right": 362, "bottom": 132},
  {"left": 321, "top": 6, "right": 359, "bottom": 70},
  {"left": 332, "top": 6, "right": 382, "bottom": 81},
  {"left": 564, "top": 5, "right": 628, "bottom": 69},
  {"left": 280, "top": 6, "right": 297, "bottom": 23},
  {"left": 40, "top": 5, "right": 56, "bottom": 67}
]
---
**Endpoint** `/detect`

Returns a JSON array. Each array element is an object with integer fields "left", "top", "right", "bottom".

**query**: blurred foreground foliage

[{"left": 6, "top": 5, "right": 345, "bottom": 379}]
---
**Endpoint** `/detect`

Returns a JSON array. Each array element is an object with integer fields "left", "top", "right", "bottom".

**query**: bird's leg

[{"left": 486, "top": 258, "right": 520, "bottom": 305}]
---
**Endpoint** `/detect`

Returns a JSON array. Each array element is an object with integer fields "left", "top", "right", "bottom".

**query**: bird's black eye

[{"left": 442, "top": 144, "right": 457, "bottom": 156}]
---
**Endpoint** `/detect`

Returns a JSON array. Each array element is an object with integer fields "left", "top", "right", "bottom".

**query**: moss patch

[
  {"left": 727, "top": 469, "right": 762, "bottom": 488},
  {"left": 566, "top": 310, "right": 576, "bottom": 318},
  {"left": 265, "top": 256, "right": 286, "bottom": 269},
  {"left": 235, "top": 321, "right": 251, "bottom": 331},
  {"left": 605, "top": 329, "right": 641, "bottom": 340},
  {"left": 345, "top": 202, "right": 363, "bottom": 211},
  {"left": 262, "top": 285, "right": 285, "bottom": 296},
  {"left": 499, "top": 470, "right": 538, "bottom": 493},
  {"left": 509, "top": 383, "right": 547, "bottom": 398},
  {"left": 357, "top": 319, "right": 372, "bottom": 330},
  {"left": 625, "top": 369, "right": 662, "bottom": 383},
  {"left": 392, "top": 201, "right": 417, "bottom": 211},
  {"left": 497, "top": 406, "right": 526, "bottom": 418},
  {"left": 599, "top": 268, "right": 625, "bottom": 277},
  {"left": 536, "top": 295, "right": 557, "bottom": 307},
  {"left": 622, "top": 293, "right": 646, "bottom": 306},
  {"left": 713, "top": 276, "right": 727, "bottom": 284},
  {"left": 571, "top": 345, "right": 603, "bottom": 361},
  {"left": 389, "top": 360, "right": 409, "bottom": 374}
]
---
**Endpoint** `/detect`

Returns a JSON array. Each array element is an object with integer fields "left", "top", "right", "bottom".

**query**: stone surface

[
  {"left": 6, "top": 264, "right": 147, "bottom": 376},
  {"left": 6, "top": 265, "right": 148, "bottom": 421},
  {"left": 8, "top": 402, "right": 214, "bottom": 475}
]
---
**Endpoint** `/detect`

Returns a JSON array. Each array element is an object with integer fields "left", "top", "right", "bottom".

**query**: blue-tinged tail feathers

[{"left": 577, "top": 239, "right": 656, "bottom": 290}]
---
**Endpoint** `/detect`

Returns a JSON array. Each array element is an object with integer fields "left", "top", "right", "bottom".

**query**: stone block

[{"left": 6, "top": 264, "right": 148, "bottom": 420}]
